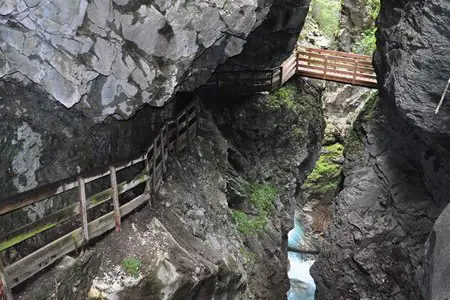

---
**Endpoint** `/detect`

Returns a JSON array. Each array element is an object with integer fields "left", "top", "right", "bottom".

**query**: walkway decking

[{"left": 204, "top": 47, "right": 377, "bottom": 91}]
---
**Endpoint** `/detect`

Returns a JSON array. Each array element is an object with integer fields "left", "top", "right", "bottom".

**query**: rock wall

[
  {"left": 337, "top": 0, "right": 377, "bottom": 52},
  {"left": 312, "top": 0, "right": 450, "bottom": 298},
  {"left": 0, "top": 0, "right": 311, "bottom": 199},
  {"left": 17, "top": 78, "right": 325, "bottom": 299}
]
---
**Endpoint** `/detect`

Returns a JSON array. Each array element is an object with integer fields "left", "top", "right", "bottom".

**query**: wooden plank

[
  {"left": 298, "top": 58, "right": 374, "bottom": 74},
  {"left": 0, "top": 171, "right": 149, "bottom": 250},
  {"left": 279, "top": 66, "right": 283, "bottom": 87},
  {"left": 175, "top": 116, "right": 180, "bottom": 154},
  {"left": 115, "top": 155, "right": 146, "bottom": 172},
  {"left": 83, "top": 169, "right": 110, "bottom": 185},
  {"left": 0, "top": 259, "right": 12, "bottom": 300},
  {"left": 109, "top": 166, "right": 121, "bottom": 232},
  {"left": 185, "top": 108, "right": 191, "bottom": 148},
  {"left": 297, "top": 66, "right": 377, "bottom": 80},
  {"left": 5, "top": 193, "right": 150, "bottom": 288},
  {"left": 303, "top": 47, "right": 372, "bottom": 60},
  {"left": 297, "top": 70, "right": 377, "bottom": 88},
  {"left": 77, "top": 177, "right": 89, "bottom": 243},
  {"left": 5, "top": 225, "right": 84, "bottom": 288},
  {"left": 152, "top": 136, "right": 157, "bottom": 190},
  {"left": 162, "top": 125, "right": 167, "bottom": 174},
  {"left": 298, "top": 51, "right": 373, "bottom": 67},
  {"left": 0, "top": 180, "right": 78, "bottom": 217}
]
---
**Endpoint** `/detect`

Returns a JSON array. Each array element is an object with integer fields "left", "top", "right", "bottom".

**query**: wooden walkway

[
  {"left": 0, "top": 100, "right": 199, "bottom": 298},
  {"left": 204, "top": 47, "right": 377, "bottom": 91},
  {"left": 0, "top": 47, "right": 376, "bottom": 299}
]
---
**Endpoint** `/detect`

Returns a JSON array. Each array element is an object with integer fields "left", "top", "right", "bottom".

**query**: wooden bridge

[
  {"left": 0, "top": 47, "right": 376, "bottom": 299},
  {"left": 204, "top": 47, "right": 377, "bottom": 91}
]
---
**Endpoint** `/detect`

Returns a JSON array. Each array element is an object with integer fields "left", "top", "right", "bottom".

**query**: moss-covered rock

[{"left": 303, "top": 143, "right": 344, "bottom": 199}]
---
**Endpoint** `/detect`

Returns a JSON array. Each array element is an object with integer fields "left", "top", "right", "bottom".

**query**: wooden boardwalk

[
  {"left": 0, "top": 100, "right": 199, "bottom": 298},
  {"left": 204, "top": 47, "right": 377, "bottom": 91}
]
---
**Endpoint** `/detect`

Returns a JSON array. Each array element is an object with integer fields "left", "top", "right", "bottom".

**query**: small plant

[
  {"left": 354, "top": 27, "right": 377, "bottom": 55},
  {"left": 231, "top": 183, "right": 277, "bottom": 236},
  {"left": 122, "top": 257, "right": 141, "bottom": 278}
]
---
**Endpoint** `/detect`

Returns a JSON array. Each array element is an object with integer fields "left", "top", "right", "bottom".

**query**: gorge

[{"left": 0, "top": 0, "right": 449, "bottom": 299}]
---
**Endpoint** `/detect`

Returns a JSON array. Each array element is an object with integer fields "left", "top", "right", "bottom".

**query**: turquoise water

[{"left": 287, "top": 218, "right": 316, "bottom": 300}]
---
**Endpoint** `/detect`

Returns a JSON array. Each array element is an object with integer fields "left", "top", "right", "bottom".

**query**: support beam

[
  {"left": 109, "top": 166, "right": 121, "bottom": 232},
  {"left": 77, "top": 177, "right": 89, "bottom": 243}
]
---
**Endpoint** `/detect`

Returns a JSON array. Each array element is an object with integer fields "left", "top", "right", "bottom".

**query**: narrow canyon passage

[{"left": 0, "top": 0, "right": 449, "bottom": 299}]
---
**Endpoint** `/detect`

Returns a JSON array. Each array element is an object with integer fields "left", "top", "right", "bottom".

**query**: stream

[{"left": 287, "top": 216, "right": 316, "bottom": 300}]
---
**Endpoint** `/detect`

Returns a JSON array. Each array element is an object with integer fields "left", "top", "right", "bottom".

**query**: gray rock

[
  {"left": 417, "top": 203, "right": 450, "bottom": 300},
  {"left": 1, "top": 0, "right": 313, "bottom": 199}
]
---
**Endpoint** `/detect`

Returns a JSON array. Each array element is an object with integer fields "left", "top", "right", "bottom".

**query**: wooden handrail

[{"left": 0, "top": 98, "right": 200, "bottom": 295}]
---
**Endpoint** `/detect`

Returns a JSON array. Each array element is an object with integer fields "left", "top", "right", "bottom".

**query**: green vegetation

[
  {"left": 268, "top": 84, "right": 299, "bottom": 113},
  {"left": 267, "top": 83, "right": 323, "bottom": 141},
  {"left": 354, "top": 0, "right": 380, "bottom": 55},
  {"left": 304, "top": 143, "right": 344, "bottom": 195},
  {"left": 345, "top": 92, "right": 379, "bottom": 155},
  {"left": 366, "top": 0, "right": 381, "bottom": 20},
  {"left": 310, "top": 0, "right": 342, "bottom": 37},
  {"left": 231, "top": 183, "right": 277, "bottom": 236},
  {"left": 122, "top": 257, "right": 142, "bottom": 278},
  {"left": 354, "top": 27, "right": 377, "bottom": 55},
  {"left": 0, "top": 223, "right": 56, "bottom": 251}
]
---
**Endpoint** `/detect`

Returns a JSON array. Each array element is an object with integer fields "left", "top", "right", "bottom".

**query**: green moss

[
  {"left": 353, "top": 0, "right": 380, "bottom": 55},
  {"left": 268, "top": 84, "right": 298, "bottom": 113},
  {"left": 304, "top": 143, "right": 344, "bottom": 195},
  {"left": 267, "top": 83, "right": 323, "bottom": 142},
  {"left": 231, "top": 210, "right": 267, "bottom": 235},
  {"left": 310, "top": 0, "right": 342, "bottom": 37},
  {"left": 345, "top": 92, "right": 380, "bottom": 156},
  {"left": 122, "top": 257, "right": 141, "bottom": 278},
  {"left": 0, "top": 223, "right": 56, "bottom": 251},
  {"left": 366, "top": 0, "right": 381, "bottom": 20},
  {"left": 231, "top": 183, "right": 277, "bottom": 236},
  {"left": 354, "top": 27, "right": 377, "bottom": 55},
  {"left": 90, "top": 189, "right": 113, "bottom": 205}
]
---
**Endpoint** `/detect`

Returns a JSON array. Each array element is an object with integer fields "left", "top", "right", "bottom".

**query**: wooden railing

[
  {"left": 203, "top": 47, "right": 377, "bottom": 91},
  {"left": 296, "top": 48, "right": 377, "bottom": 88},
  {"left": 0, "top": 99, "right": 199, "bottom": 298}
]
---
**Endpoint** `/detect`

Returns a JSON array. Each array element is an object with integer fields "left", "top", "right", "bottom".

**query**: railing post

[
  {"left": 109, "top": 166, "right": 121, "bottom": 232},
  {"left": 323, "top": 55, "right": 328, "bottom": 80},
  {"left": 352, "top": 59, "right": 358, "bottom": 85},
  {"left": 152, "top": 135, "right": 157, "bottom": 190},
  {"left": 144, "top": 154, "right": 152, "bottom": 206},
  {"left": 0, "top": 259, "right": 13, "bottom": 300},
  {"left": 296, "top": 51, "right": 300, "bottom": 73},
  {"left": 270, "top": 70, "right": 274, "bottom": 90},
  {"left": 279, "top": 66, "right": 283, "bottom": 87},
  {"left": 162, "top": 125, "right": 167, "bottom": 174},
  {"left": 185, "top": 108, "right": 191, "bottom": 149},
  {"left": 77, "top": 176, "right": 89, "bottom": 243},
  {"left": 175, "top": 117, "right": 180, "bottom": 154}
]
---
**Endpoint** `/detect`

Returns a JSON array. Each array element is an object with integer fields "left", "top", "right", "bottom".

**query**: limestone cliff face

[
  {"left": 337, "top": 0, "right": 377, "bottom": 52},
  {"left": 312, "top": 0, "right": 450, "bottom": 299},
  {"left": 17, "top": 79, "right": 325, "bottom": 300},
  {"left": 0, "top": 0, "right": 311, "bottom": 199}
]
